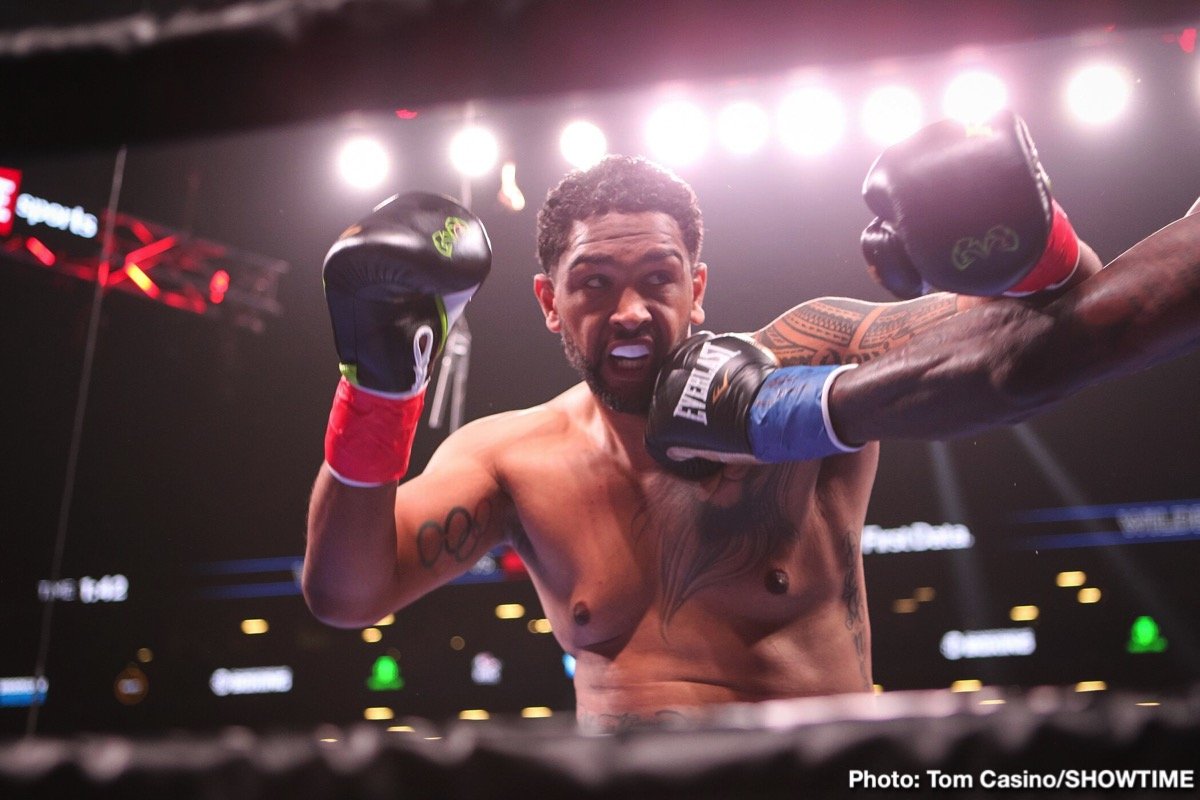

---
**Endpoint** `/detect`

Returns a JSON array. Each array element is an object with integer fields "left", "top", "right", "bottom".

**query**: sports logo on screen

[{"left": 0, "top": 166, "right": 21, "bottom": 237}]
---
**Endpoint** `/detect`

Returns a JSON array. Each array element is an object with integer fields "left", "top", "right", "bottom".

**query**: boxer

[{"left": 304, "top": 111, "right": 1200, "bottom": 732}]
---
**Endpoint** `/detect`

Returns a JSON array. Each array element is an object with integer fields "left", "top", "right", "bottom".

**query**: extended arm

[{"left": 829, "top": 210, "right": 1200, "bottom": 443}]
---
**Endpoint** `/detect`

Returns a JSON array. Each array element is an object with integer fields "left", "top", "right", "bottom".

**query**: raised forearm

[
  {"left": 303, "top": 467, "right": 401, "bottom": 628},
  {"left": 830, "top": 212, "right": 1200, "bottom": 444}
]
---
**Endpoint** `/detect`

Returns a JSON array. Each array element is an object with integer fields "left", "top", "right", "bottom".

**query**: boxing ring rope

[
  {"left": 26, "top": 147, "right": 127, "bottom": 737},
  {"left": 2, "top": 685, "right": 1197, "bottom": 798}
]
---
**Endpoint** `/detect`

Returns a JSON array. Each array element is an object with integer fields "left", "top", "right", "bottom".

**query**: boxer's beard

[{"left": 561, "top": 328, "right": 656, "bottom": 415}]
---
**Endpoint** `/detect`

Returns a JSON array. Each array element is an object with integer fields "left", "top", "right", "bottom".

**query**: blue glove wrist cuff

[{"left": 748, "top": 364, "right": 863, "bottom": 462}]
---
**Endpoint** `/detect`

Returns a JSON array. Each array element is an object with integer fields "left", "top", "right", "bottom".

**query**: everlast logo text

[{"left": 672, "top": 342, "right": 740, "bottom": 425}]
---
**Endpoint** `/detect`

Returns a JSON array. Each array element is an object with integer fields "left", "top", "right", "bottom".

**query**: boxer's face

[{"left": 535, "top": 211, "right": 707, "bottom": 414}]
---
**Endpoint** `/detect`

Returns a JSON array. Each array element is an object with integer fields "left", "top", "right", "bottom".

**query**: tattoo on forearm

[
  {"left": 416, "top": 500, "right": 492, "bottom": 568},
  {"left": 840, "top": 531, "right": 871, "bottom": 689}
]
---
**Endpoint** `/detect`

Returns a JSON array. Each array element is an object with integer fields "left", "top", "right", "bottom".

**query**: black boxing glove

[
  {"left": 323, "top": 192, "right": 491, "bottom": 485},
  {"left": 645, "top": 332, "right": 861, "bottom": 478},
  {"left": 861, "top": 109, "right": 1080, "bottom": 299}
]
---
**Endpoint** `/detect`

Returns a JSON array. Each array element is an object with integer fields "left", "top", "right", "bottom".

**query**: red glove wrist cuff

[
  {"left": 324, "top": 377, "right": 425, "bottom": 486},
  {"left": 1006, "top": 201, "right": 1080, "bottom": 296}
]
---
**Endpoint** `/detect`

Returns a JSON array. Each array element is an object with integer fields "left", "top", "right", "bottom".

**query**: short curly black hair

[{"left": 536, "top": 155, "right": 703, "bottom": 274}]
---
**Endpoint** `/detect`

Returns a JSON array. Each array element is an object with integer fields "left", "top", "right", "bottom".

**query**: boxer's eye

[
  {"left": 582, "top": 274, "right": 611, "bottom": 290},
  {"left": 644, "top": 270, "right": 671, "bottom": 286}
]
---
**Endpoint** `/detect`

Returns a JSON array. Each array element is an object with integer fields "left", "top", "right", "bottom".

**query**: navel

[
  {"left": 572, "top": 601, "right": 591, "bottom": 625},
  {"left": 764, "top": 569, "right": 789, "bottom": 595}
]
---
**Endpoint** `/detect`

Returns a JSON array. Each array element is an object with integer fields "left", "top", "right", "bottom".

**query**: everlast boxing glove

[
  {"left": 861, "top": 109, "right": 1080, "bottom": 299},
  {"left": 323, "top": 192, "right": 491, "bottom": 486},
  {"left": 645, "top": 332, "right": 861, "bottom": 478}
]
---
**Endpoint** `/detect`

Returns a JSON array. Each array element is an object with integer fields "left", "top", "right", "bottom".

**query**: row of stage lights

[{"left": 337, "top": 62, "right": 1143, "bottom": 190}]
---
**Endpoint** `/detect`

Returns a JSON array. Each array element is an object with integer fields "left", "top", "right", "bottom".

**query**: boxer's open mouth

[{"left": 609, "top": 342, "right": 653, "bottom": 370}]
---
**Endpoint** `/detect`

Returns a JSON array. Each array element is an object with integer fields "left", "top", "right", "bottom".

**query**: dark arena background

[{"left": 1, "top": 1, "right": 1199, "bottom": 796}]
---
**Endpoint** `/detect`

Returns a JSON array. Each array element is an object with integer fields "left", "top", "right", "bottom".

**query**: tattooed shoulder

[{"left": 756, "top": 294, "right": 965, "bottom": 366}]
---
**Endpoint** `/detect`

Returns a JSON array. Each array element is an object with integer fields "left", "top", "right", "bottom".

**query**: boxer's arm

[
  {"left": 304, "top": 422, "right": 513, "bottom": 628},
  {"left": 828, "top": 210, "right": 1200, "bottom": 443},
  {"left": 752, "top": 241, "right": 1101, "bottom": 368}
]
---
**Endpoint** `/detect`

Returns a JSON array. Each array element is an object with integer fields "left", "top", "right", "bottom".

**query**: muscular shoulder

[
  {"left": 430, "top": 385, "right": 581, "bottom": 465},
  {"left": 754, "top": 294, "right": 969, "bottom": 366}
]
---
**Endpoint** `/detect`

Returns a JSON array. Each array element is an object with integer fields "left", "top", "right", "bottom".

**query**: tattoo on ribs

[
  {"left": 840, "top": 531, "right": 871, "bottom": 688},
  {"left": 416, "top": 501, "right": 491, "bottom": 568}
]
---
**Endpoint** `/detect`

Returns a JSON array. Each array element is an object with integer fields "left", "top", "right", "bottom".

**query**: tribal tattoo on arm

[{"left": 755, "top": 294, "right": 967, "bottom": 366}]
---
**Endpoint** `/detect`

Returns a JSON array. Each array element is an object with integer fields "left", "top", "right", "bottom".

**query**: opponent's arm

[
  {"left": 830, "top": 207, "right": 1200, "bottom": 443},
  {"left": 645, "top": 111, "right": 1101, "bottom": 473}
]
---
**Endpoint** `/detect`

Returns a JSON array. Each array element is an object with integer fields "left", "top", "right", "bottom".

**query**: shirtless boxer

[{"left": 304, "top": 112, "right": 1200, "bottom": 731}]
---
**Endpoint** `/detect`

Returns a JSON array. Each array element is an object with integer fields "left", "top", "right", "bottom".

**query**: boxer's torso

[{"left": 489, "top": 383, "right": 880, "bottom": 730}]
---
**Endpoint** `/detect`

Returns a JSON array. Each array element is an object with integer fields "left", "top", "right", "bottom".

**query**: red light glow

[
  {"left": 1181, "top": 28, "right": 1197, "bottom": 54},
  {"left": 394, "top": 109, "right": 420, "bottom": 120},
  {"left": 125, "top": 264, "right": 161, "bottom": 299},
  {"left": 124, "top": 236, "right": 177, "bottom": 268},
  {"left": 209, "top": 269, "right": 230, "bottom": 304},
  {"left": 25, "top": 237, "right": 56, "bottom": 266},
  {"left": 499, "top": 548, "right": 527, "bottom": 577}
]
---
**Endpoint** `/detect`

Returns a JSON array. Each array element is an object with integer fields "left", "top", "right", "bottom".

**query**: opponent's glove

[
  {"left": 323, "top": 192, "right": 491, "bottom": 486},
  {"left": 861, "top": 109, "right": 1080, "bottom": 299},
  {"left": 645, "top": 333, "right": 861, "bottom": 478}
]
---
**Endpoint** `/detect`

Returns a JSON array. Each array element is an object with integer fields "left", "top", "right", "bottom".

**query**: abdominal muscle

[{"left": 566, "top": 564, "right": 873, "bottom": 731}]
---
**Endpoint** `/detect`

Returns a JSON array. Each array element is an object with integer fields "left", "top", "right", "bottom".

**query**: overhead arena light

[
  {"left": 1065, "top": 63, "right": 1132, "bottom": 126},
  {"left": 777, "top": 86, "right": 845, "bottom": 156},
  {"left": 645, "top": 100, "right": 708, "bottom": 165},
  {"left": 716, "top": 100, "right": 770, "bottom": 156},
  {"left": 559, "top": 120, "right": 607, "bottom": 170},
  {"left": 336, "top": 136, "right": 389, "bottom": 190},
  {"left": 449, "top": 125, "right": 500, "bottom": 178},
  {"left": 942, "top": 70, "right": 1009, "bottom": 124},
  {"left": 862, "top": 85, "right": 924, "bottom": 146}
]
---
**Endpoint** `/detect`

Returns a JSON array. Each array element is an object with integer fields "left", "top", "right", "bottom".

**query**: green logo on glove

[
  {"left": 432, "top": 216, "right": 468, "bottom": 258},
  {"left": 951, "top": 225, "right": 1020, "bottom": 271}
]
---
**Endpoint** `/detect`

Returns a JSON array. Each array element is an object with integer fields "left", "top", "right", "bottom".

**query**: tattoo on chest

[
  {"left": 840, "top": 530, "right": 871, "bottom": 689},
  {"left": 416, "top": 500, "right": 492, "bottom": 568},
  {"left": 643, "top": 465, "right": 799, "bottom": 626}
]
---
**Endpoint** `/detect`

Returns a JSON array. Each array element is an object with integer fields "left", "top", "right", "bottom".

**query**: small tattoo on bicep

[{"left": 416, "top": 500, "right": 492, "bottom": 568}]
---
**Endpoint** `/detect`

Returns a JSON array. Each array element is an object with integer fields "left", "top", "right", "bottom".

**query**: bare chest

[{"left": 505, "top": 448, "right": 845, "bottom": 650}]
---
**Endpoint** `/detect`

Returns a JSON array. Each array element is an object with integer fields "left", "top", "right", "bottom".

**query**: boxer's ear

[
  {"left": 534, "top": 273, "right": 561, "bottom": 332},
  {"left": 689, "top": 262, "right": 708, "bottom": 326}
]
